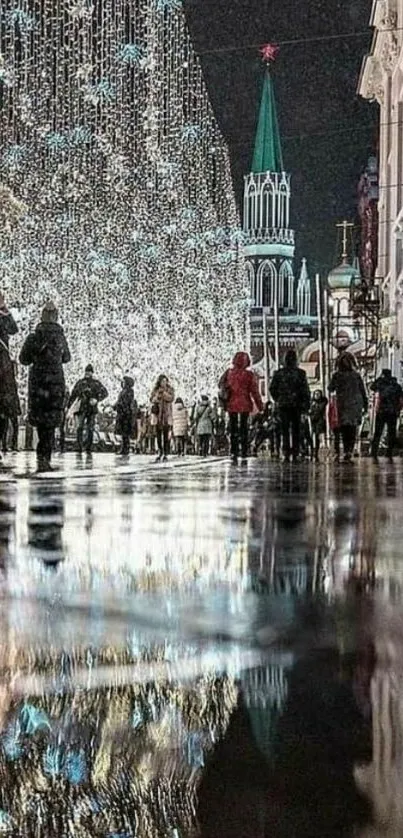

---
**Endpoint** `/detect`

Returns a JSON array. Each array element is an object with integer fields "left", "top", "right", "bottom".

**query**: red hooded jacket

[{"left": 221, "top": 352, "right": 263, "bottom": 414}]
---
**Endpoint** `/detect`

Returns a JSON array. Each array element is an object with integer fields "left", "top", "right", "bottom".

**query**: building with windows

[
  {"left": 243, "top": 65, "right": 318, "bottom": 374},
  {"left": 358, "top": 0, "right": 403, "bottom": 377}
]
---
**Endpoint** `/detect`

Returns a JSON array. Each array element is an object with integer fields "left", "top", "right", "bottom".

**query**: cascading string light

[{"left": 0, "top": 0, "right": 248, "bottom": 403}]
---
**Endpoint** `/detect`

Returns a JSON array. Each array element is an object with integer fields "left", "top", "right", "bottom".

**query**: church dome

[{"left": 327, "top": 259, "right": 360, "bottom": 290}]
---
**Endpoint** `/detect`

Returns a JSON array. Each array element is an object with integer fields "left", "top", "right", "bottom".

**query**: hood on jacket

[
  {"left": 232, "top": 351, "right": 251, "bottom": 370},
  {"left": 35, "top": 321, "right": 63, "bottom": 335}
]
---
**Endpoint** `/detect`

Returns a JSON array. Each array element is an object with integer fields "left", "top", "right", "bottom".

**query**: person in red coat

[{"left": 219, "top": 351, "right": 263, "bottom": 464}]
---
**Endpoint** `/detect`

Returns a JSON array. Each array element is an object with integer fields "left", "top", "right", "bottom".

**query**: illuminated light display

[{"left": 0, "top": 0, "right": 248, "bottom": 400}]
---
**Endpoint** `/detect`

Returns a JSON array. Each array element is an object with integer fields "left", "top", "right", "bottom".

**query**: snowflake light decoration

[
  {"left": 181, "top": 123, "right": 203, "bottom": 143},
  {"left": 67, "top": 0, "right": 93, "bottom": 19},
  {"left": 155, "top": 0, "right": 183, "bottom": 11},
  {"left": 5, "top": 8, "right": 36, "bottom": 32},
  {"left": 68, "top": 126, "right": 92, "bottom": 145},
  {"left": 118, "top": 43, "right": 146, "bottom": 65},
  {"left": 229, "top": 227, "right": 246, "bottom": 246},
  {"left": 84, "top": 79, "right": 115, "bottom": 105},
  {"left": 45, "top": 132, "right": 68, "bottom": 152},
  {"left": 2, "top": 144, "right": 26, "bottom": 168}
]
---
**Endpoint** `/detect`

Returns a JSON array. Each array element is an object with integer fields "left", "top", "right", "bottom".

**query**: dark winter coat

[
  {"left": 371, "top": 375, "right": 403, "bottom": 415},
  {"left": 329, "top": 370, "right": 368, "bottom": 427},
  {"left": 0, "top": 310, "right": 20, "bottom": 418},
  {"left": 114, "top": 385, "right": 137, "bottom": 437},
  {"left": 310, "top": 396, "right": 328, "bottom": 435},
  {"left": 269, "top": 365, "right": 311, "bottom": 414},
  {"left": 220, "top": 352, "right": 263, "bottom": 415},
  {"left": 19, "top": 322, "right": 71, "bottom": 428},
  {"left": 68, "top": 377, "right": 108, "bottom": 416}
]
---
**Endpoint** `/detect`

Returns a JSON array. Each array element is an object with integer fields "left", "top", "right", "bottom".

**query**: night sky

[{"left": 186, "top": 0, "right": 377, "bottom": 278}]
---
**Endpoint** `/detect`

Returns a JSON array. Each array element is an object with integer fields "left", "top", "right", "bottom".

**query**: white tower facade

[{"left": 243, "top": 69, "right": 295, "bottom": 349}]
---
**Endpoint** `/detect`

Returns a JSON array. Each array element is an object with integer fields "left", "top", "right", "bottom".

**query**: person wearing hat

[
  {"left": 67, "top": 364, "right": 108, "bottom": 455},
  {"left": 19, "top": 301, "right": 71, "bottom": 472},
  {"left": 113, "top": 375, "right": 137, "bottom": 456}
]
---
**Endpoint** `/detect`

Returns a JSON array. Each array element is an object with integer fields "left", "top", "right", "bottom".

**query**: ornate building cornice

[
  {"left": 377, "top": 0, "right": 398, "bottom": 31},
  {"left": 380, "top": 29, "right": 399, "bottom": 74},
  {"left": 359, "top": 54, "right": 385, "bottom": 104}
]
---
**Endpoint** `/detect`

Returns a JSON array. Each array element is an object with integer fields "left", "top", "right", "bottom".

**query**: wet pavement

[{"left": 0, "top": 452, "right": 402, "bottom": 836}]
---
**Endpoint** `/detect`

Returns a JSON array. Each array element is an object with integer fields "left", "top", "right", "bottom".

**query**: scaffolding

[{"left": 349, "top": 278, "right": 382, "bottom": 382}]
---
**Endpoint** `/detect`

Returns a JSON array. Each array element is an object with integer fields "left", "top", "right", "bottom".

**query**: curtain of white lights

[{"left": 0, "top": 0, "right": 248, "bottom": 401}]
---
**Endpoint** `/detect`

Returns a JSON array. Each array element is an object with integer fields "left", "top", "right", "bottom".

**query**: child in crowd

[
  {"left": 194, "top": 395, "right": 213, "bottom": 457},
  {"left": 172, "top": 397, "right": 189, "bottom": 455}
]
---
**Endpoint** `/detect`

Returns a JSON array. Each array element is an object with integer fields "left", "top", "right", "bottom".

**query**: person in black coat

[
  {"left": 19, "top": 302, "right": 71, "bottom": 472},
  {"left": 68, "top": 364, "right": 108, "bottom": 454},
  {"left": 114, "top": 376, "right": 137, "bottom": 456},
  {"left": 269, "top": 349, "right": 311, "bottom": 463},
  {"left": 370, "top": 368, "right": 403, "bottom": 461},
  {"left": 0, "top": 295, "right": 20, "bottom": 461}
]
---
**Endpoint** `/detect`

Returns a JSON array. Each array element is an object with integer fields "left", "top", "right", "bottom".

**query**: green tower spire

[{"left": 251, "top": 69, "right": 284, "bottom": 174}]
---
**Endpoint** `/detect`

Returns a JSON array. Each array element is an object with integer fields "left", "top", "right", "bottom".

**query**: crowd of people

[{"left": 1, "top": 296, "right": 403, "bottom": 472}]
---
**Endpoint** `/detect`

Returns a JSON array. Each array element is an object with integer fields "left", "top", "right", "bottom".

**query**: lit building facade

[{"left": 359, "top": 0, "right": 403, "bottom": 377}]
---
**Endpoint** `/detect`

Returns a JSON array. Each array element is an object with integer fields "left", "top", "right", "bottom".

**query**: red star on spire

[{"left": 260, "top": 43, "right": 280, "bottom": 64}]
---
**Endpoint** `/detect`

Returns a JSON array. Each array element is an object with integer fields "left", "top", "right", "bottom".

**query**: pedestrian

[
  {"left": 370, "top": 368, "right": 403, "bottom": 462},
  {"left": 172, "top": 397, "right": 188, "bottom": 455},
  {"left": 269, "top": 349, "right": 311, "bottom": 463},
  {"left": 114, "top": 376, "right": 137, "bottom": 456},
  {"left": 150, "top": 374, "right": 174, "bottom": 462},
  {"left": 68, "top": 364, "right": 108, "bottom": 455},
  {"left": 19, "top": 301, "right": 71, "bottom": 472},
  {"left": 310, "top": 389, "right": 328, "bottom": 462},
  {"left": 0, "top": 295, "right": 20, "bottom": 463},
  {"left": 329, "top": 352, "right": 368, "bottom": 463},
  {"left": 194, "top": 395, "right": 213, "bottom": 457},
  {"left": 219, "top": 351, "right": 263, "bottom": 465}
]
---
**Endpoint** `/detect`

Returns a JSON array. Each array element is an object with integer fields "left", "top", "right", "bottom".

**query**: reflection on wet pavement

[{"left": 0, "top": 453, "right": 402, "bottom": 834}]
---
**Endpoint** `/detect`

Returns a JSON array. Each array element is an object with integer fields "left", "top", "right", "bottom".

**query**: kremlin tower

[{"left": 243, "top": 47, "right": 317, "bottom": 371}]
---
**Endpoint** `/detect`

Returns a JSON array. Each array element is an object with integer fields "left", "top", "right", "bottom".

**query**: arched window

[
  {"left": 262, "top": 181, "right": 274, "bottom": 231},
  {"left": 257, "top": 260, "right": 276, "bottom": 309},
  {"left": 246, "top": 181, "right": 257, "bottom": 232},
  {"left": 246, "top": 261, "right": 255, "bottom": 305},
  {"left": 279, "top": 260, "right": 294, "bottom": 310},
  {"left": 278, "top": 182, "right": 288, "bottom": 230}
]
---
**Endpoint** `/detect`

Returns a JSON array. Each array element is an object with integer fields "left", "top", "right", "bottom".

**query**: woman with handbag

[
  {"left": 0, "top": 295, "right": 20, "bottom": 463},
  {"left": 219, "top": 351, "right": 263, "bottom": 465},
  {"left": 150, "top": 374, "right": 174, "bottom": 462}
]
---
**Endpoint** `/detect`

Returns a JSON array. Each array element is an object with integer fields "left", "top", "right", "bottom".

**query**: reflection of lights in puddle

[
  {"left": 13, "top": 648, "right": 265, "bottom": 695},
  {"left": 11, "top": 490, "right": 253, "bottom": 596}
]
